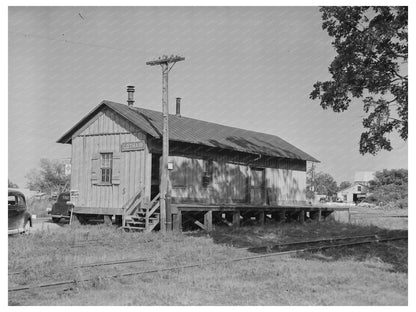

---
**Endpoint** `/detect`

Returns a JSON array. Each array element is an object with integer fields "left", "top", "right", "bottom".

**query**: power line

[{"left": 9, "top": 30, "right": 146, "bottom": 54}]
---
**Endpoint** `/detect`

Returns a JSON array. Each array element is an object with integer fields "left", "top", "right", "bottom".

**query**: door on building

[
  {"left": 151, "top": 154, "right": 161, "bottom": 200},
  {"left": 250, "top": 168, "right": 265, "bottom": 205},
  {"left": 352, "top": 193, "right": 358, "bottom": 204}
]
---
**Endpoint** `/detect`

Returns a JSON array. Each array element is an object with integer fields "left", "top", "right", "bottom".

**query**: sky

[{"left": 8, "top": 6, "right": 408, "bottom": 188}]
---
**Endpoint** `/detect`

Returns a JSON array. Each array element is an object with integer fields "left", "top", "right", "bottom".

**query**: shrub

[{"left": 364, "top": 169, "right": 408, "bottom": 209}]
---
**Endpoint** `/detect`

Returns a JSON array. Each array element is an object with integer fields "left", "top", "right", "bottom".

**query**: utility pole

[{"left": 146, "top": 55, "right": 185, "bottom": 232}]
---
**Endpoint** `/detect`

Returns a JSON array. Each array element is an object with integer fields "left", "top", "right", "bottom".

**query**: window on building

[
  {"left": 202, "top": 159, "right": 213, "bottom": 188},
  {"left": 100, "top": 153, "right": 113, "bottom": 183},
  {"left": 357, "top": 185, "right": 362, "bottom": 192}
]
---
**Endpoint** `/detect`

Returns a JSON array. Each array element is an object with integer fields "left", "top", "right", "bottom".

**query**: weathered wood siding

[
  {"left": 211, "top": 162, "right": 248, "bottom": 203},
  {"left": 70, "top": 108, "right": 151, "bottom": 210},
  {"left": 169, "top": 153, "right": 306, "bottom": 204},
  {"left": 265, "top": 168, "right": 306, "bottom": 203},
  {"left": 169, "top": 156, "right": 208, "bottom": 200}
]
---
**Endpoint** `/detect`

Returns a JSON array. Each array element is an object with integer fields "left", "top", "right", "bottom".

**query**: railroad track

[
  {"left": 8, "top": 233, "right": 407, "bottom": 293},
  {"left": 246, "top": 233, "right": 406, "bottom": 253},
  {"left": 9, "top": 257, "right": 149, "bottom": 276}
]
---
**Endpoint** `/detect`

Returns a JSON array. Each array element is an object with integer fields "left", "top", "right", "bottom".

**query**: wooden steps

[{"left": 122, "top": 191, "right": 161, "bottom": 232}]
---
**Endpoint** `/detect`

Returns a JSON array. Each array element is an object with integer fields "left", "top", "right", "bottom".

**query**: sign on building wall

[
  {"left": 61, "top": 158, "right": 71, "bottom": 176},
  {"left": 121, "top": 141, "right": 145, "bottom": 152},
  {"left": 65, "top": 164, "right": 72, "bottom": 176}
]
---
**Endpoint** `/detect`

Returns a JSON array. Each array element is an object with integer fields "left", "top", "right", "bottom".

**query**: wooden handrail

[
  {"left": 123, "top": 189, "right": 143, "bottom": 210},
  {"left": 147, "top": 201, "right": 160, "bottom": 218},
  {"left": 124, "top": 189, "right": 145, "bottom": 215},
  {"left": 127, "top": 196, "right": 143, "bottom": 215},
  {"left": 145, "top": 193, "right": 161, "bottom": 231},
  {"left": 149, "top": 193, "right": 161, "bottom": 207}
]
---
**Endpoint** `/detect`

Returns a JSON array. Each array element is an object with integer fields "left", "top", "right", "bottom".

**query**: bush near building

[{"left": 365, "top": 169, "right": 408, "bottom": 208}]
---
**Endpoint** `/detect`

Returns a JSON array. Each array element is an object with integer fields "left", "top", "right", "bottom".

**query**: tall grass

[{"left": 8, "top": 219, "right": 408, "bottom": 305}]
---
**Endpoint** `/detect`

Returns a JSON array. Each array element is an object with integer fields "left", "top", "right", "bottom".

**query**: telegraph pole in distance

[{"left": 146, "top": 55, "right": 185, "bottom": 232}]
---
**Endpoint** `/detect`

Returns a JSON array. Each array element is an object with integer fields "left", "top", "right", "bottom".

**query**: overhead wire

[{"left": 9, "top": 30, "right": 147, "bottom": 54}]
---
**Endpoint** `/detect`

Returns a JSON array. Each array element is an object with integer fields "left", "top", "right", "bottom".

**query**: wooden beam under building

[{"left": 233, "top": 211, "right": 240, "bottom": 228}]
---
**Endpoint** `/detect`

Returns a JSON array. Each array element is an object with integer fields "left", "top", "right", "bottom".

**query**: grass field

[{"left": 8, "top": 208, "right": 408, "bottom": 306}]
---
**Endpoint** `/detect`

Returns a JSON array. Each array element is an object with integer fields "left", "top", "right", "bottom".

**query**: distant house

[{"left": 337, "top": 183, "right": 369, "bottom": 204}]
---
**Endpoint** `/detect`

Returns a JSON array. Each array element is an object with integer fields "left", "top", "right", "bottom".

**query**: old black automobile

[
  {"left": 8, "top": 189, "right": 32, "bottom": 235},
  {"left": 51, "top": 192, "right": 73, "bottom": 222}
]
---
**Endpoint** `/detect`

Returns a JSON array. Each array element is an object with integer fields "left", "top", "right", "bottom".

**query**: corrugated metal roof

[{"left": 57, "top": 100, "right": 319, "bottom": 162}]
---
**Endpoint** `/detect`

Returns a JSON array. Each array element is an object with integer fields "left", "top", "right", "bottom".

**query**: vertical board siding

[
  {"left": 170, "top": 156, "right": 207, "bottom": 201},
  {"left": 169, "top": 154, "right": 306, "bottom": 204},
  {"left": 71, "top": 109, "right": 150, "bottom": 210},
  {"left": 265, "top": 167, "right": 306, "bottom": 203}
]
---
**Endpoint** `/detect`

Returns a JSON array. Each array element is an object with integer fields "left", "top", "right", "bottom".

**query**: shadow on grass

[
  {"left": 295, "top": 240, "right": 408, "bottom": 273},
  {"left": 190, "top": 220, "right": 408, "bottom": 273}
]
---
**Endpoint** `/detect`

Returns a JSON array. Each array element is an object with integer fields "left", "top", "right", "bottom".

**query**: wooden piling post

[
  {"left": 279, "top": 209, "right": 286, "bottom": 223},
  {"left": 103, "top": 215, "right": 112, "bottom": 226},
  {"left": 258, "top": 211, "right": 265, "bottom": 226},
  {"left": 69, "top": 207, "right": 74, "bottom": 225},
  {"left": 299, "top": 210, "right": 305, "bottom": 224},
  {"left": 204, "top": 211, "right": 213, "bottom": 232},
  {"left": 71, "top": 213, "right": 80, "bottom": 225},
  {"left": 115, "top": 215, "right": 122, "bottom": 226},
  {"left": 173, "top": 210, "right": 182, "bottom": 232},
  {"left": 318, "top": 209, "right": 322, "bottom": 222},
  {"left": 232, "top": 211, "right": 240, "bottom": 228}
]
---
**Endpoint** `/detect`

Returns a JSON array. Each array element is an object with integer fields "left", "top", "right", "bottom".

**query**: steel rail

[
  {"left": 246, "top": 233, "right": 405, "bottom": 252},
  {"left": 8, "top": 235, "right": 407, "bottom": 293},
  {"left": 9, "top": 258, "right": 149, "bottom": 276},
  {"left": 74, "top": 258, "right": 149, "bottom": 268}
]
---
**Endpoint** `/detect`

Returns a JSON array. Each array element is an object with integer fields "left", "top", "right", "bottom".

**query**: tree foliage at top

[
  {"left": 25, "top": 158, "right": 70, "bottom": 194},
  {"left": 311, "top": 6, "right": 408, "bottom": 155}
]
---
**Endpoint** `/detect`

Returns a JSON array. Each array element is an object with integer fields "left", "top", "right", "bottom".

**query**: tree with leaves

[
  {"left": 311, "top": 6, "right": 407, "bottom": 155},
  {"left": 338, "top": 181, "right": 352, "bottom": 191},
  {"left": 307, "top": 166, "right": 338, "bottom": 197},
  {"left": 25, "top": 158, "right": 70, "bottom": 194},
  {"left": 365, "top": 168, "right": 407, "bottom": 207}
]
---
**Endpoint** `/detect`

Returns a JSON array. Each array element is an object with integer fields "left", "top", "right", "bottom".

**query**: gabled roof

[
  {"left": 337, "top": 183, "right": 368, "bottom": 193},
  {"left": 57, "top": 100, "right": 319, "bottom": 162}
]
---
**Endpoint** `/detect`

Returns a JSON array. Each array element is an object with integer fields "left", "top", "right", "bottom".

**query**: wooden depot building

[{"left": 57, "top": 87, "right": 340, "bottom": 232}]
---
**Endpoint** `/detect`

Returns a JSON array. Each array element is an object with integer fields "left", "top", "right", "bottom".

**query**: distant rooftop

[{"left": 354, "top": 171, "right": 375, "bottom": 183}]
